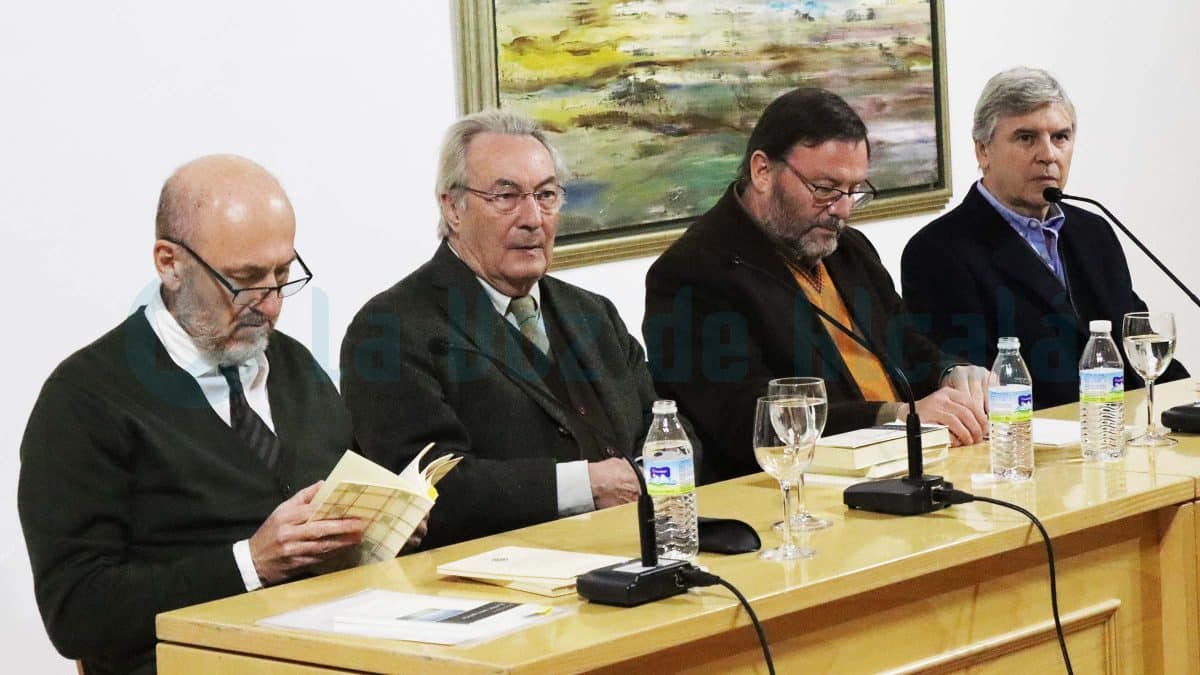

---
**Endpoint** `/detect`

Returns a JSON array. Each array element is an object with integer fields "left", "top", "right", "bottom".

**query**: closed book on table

[{"left": 811, "top": 424, "right": 951, "bottom": 473}]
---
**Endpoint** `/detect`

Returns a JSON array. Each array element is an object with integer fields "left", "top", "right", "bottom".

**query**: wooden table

[{"left": 157, "top": 379, "right": 1200, "bottom": 674}]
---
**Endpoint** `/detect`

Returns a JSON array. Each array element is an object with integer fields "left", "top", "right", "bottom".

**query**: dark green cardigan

[{"left": 18, "top": 308, "right": 352, "bottom": 675}]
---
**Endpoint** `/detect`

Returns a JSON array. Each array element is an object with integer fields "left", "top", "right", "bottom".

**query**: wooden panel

[{"left": 156, "top": 643, "right": 362, "bottom": 674}]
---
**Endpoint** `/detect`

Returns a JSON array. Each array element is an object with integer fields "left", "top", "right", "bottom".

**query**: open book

[{"left": 308, "top": 443, "right": 460, "bottom": 566}]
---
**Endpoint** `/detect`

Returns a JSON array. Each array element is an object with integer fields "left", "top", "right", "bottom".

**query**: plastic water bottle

[
  {"left": 642, "top": 400, "right": 698, "bottom": 561},
  {"left": 989, "top": 337, "right": 1034, "bottom": 481},
  {"left": 1079, "top": 320, "right": 1126, "bottom": 461}
]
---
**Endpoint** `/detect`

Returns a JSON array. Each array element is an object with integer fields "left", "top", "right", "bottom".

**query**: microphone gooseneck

[{"left": 1043, "top": 188, "right": 1200, "bottom": 308}]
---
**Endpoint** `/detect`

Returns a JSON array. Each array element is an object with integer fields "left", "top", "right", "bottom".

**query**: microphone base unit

[
  {"left": 577, "top": 558, "right": 693, "bottom": 607},
  {"left": 844, "top": 474, "right": 953, "bottom": 516},
  {"left": 1162, "top": 404, "right": 1200, "bottom": 434}
]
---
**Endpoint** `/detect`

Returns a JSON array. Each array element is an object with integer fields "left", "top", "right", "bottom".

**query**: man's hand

[
  {"left": 249, "top": 481, "right": 367, "bottom": 586},
  {"left": 942, "top": 365, "right": 990, "bottom": 418},
  {"left": 587, "top": 457, "right": 641, "bottom": 509},
  {"left": 400, "top": 516, "right": 429, "bottom": 554},
  {"left": 898, "top": 385, "right": 988, "bottom": 447}
]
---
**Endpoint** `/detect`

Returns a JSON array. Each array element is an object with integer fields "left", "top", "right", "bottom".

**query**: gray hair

[
  {"left": 972, "top": 67, "right": 1076, "bottom": 145},
  {"left": 434, "top": 109, "right": 567, "bottom": 238}
]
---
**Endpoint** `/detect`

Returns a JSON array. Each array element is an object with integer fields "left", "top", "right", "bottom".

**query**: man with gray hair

[
  {"left": 902, "top": 67, "right": 1187, "bottom": 408},
  {"left": 340, "top": 109, "right": 698, "bottom": 549}
]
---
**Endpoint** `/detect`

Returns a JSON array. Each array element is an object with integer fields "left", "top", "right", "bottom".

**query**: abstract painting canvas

[{"left": 455, "top": 0, "right": 949, "bottom": 267}]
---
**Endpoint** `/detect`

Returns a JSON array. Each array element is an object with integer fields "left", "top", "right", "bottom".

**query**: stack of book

[{"left": 809, "top": 423, "right": 950, "bottom": 479}]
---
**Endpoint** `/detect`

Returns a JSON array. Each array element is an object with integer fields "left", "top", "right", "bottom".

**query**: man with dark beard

[
  {"left": 17, "top": 155, "right": 377, "bottom": 675},
  {"left": 644, "top": 88, "right": 988, "bottom": 483}
]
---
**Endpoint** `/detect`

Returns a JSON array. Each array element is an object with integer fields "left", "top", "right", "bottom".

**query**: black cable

[
  {"left": 680, "top": 567, "right": 775, "bottom": 675},
  {"left": 933, "top": 487, "right": 1073, "bottom": 675}
]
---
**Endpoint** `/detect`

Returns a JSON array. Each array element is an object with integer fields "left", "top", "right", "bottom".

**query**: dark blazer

[
  {"left": 341, "top": 241, "right": 690, "bottom": 549},
  {"left": 901, "top": 183, "right": 1187, "bottom": 409},
  {"left": 644, "top": 184, "right": 953, "bottom": 483}
]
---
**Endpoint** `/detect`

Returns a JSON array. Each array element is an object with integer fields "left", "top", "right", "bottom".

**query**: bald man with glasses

[
  {"left": 17, "top": 155, "right": 401, "bottom": 675},
  {"left": 340, "top": 110, "right": 699, "bottom": 549}
]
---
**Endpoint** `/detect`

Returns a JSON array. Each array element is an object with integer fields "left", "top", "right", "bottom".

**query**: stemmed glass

[
  {"left": 752, "top": 395, "right": 819, "bottom": 561},
  {"left": 1123, "top": 311, "right": 1178, "bottom": 447},
  {"left": 768, "top": 377, "right": 832, "bottom": 532}
]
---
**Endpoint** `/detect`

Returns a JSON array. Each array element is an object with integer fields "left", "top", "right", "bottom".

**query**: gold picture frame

[{"left": 453, "top": 0, "right": 952, "bottom": 270}]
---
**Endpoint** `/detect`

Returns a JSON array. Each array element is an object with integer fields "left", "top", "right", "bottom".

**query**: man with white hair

[
  {"left": 340, "top": 109, "right": 698, "bottom": 549},
  {"left": 902, "top": 67, "right": 1187, "bottom": 408},
  {"left": 18, "top": 155, "right": 376, "bottom": 674}
]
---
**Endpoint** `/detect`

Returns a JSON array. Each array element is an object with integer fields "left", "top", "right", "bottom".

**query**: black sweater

[{"left": 18, "top": 309, "right": 352, "bottom": 675}]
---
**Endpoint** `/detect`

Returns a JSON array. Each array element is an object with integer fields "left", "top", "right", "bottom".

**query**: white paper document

[
  {"left": 1032, "top": 418, "right": 1080, "bottom": 447},
  {"left": 258, "top": 589, "right": 564, "bottom": 646}
]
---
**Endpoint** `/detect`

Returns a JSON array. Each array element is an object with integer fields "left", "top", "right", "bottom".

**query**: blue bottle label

[{"left": 644, "top": 457, "right": 695, "bottom": 496}]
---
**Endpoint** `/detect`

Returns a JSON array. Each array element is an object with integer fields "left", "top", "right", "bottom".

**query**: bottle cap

[
  {"left": 1089, "top": 319, "right": 1112, "bottom": 333},
  {"left": 997, "top": 336, "right": 1020, "bottom": 349},
  {"left": 652, "top": 400, "right": 677, "bottom": 415}
]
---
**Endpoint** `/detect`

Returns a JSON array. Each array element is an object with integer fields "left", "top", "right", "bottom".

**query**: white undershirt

[
  {"left": 447, "top": 243, "right": 595, "bottom": 516},
  {"left": 144, "top": 286, "right": 272, "bottom": 591}
]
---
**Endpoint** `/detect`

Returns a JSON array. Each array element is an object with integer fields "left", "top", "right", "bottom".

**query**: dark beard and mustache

[{"left": 757, "top": 185, "right": 846, "bottom": 270}]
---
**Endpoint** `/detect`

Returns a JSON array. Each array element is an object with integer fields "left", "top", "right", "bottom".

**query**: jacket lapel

[
  {"left": 428, "top": 241, "right": 571, "bottom": 428},
  {"left": 965, "top": 186, "right": 1077, "bottom": 323}
]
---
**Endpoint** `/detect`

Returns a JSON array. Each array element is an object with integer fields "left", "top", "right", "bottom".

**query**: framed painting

[{"left": 454, "top": 0, "right": 951, "bottom": 269}]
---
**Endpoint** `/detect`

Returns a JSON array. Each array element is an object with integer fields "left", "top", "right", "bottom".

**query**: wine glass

[
  {"left": 752, "top": 395, "right": 819, "bottom": 561},
  {"left": 768, "top": 377, "right": 832, "bottom": 532},
  {"left": 1122, "top": 311, "right": 1177, "bottom": 447}
]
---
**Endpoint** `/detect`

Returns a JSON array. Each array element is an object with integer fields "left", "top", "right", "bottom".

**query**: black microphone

[
  {"left": 429, "top": 337, "right": 692, "bottom": 603},
  {"left": 1043, "top": 188, "right": 1200, "bottom": 433},
  {"left": 799, "top": 303, "right": 954, "bottom": 515}
]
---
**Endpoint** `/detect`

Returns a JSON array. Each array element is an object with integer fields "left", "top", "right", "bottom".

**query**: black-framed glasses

[
  {"left": 165, "top": 238, "right": 313, "bottom": 306},
  {"left": 461, "top": 185, "right": 565, "bottom": 215},
  {"left": 781, "top": 162, "right": 877, "bottom": 210}
]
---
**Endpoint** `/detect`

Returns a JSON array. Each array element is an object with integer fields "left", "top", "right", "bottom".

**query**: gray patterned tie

[
  {"left": 219, "top": 365, "right": 287, "bottom": 490},
  {"left": 508, "top": 295, "right": 550, "bottom": 355}
]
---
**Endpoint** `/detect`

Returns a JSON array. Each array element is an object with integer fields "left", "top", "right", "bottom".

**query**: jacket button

[
  {"left": 577, "top": 406, "right": 587, "bottom": 416},
  {"left": 557, "top": 425, "right": 571, "bottom": 437},
  {"left": 605, "top": 447, "right": 618, "bottom": 457}
]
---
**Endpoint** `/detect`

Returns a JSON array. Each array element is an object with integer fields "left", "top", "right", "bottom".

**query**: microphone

[
  {"left": 1043, "top": 188, "right": 1200, "bottom": 433},
  {"left": 428, "top": 337, "right": 693, "bottom": 604},
  {"left": 802, "top": 303, "right": 954, "bottom": 515}
]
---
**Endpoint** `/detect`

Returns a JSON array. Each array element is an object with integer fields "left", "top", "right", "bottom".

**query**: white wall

[{"left": 2, "top": 1, "right": 1197, "bottom": 670}]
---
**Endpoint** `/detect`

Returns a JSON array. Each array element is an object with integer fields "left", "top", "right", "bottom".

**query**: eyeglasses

[
  {"left": 781, "top": 162, "right": 877, "bottom": 210},
  {"left": 165, "top": 238, "right": 313, "bottom": 306},
  {"left": 461, "top": 185, "right": 565, "bottom": 215}
]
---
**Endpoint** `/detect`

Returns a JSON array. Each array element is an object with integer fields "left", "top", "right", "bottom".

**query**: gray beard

[
  {"left": 757, "top": 190, "right": 844, "bottom": 270},
  {"left": 172, "top": 287, "right": 271, "bottom": 367}
]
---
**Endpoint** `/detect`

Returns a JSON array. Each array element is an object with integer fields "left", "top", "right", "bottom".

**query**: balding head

[
  {"left": 153, "top": 155, "right": 302, "bottom": 366},
  {"left": 155, "top": 154, "right": 294, "bottom": 245}
]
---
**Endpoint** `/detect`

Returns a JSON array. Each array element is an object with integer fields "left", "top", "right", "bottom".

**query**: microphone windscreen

[{"left": 1042, "top": 187, "right": 1064, "bottom": 202}]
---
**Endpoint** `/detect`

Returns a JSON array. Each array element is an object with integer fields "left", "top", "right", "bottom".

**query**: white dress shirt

[
  {"left": 144, "top": 287, "right": 272, "bottom": 591},
  {"left": 448, "top": 244, "right": 596, "bottom": 516}
]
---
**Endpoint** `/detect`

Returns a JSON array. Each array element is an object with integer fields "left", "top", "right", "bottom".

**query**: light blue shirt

[{"left": 977, "top": 180, "right": 1068, "bottom": 285}]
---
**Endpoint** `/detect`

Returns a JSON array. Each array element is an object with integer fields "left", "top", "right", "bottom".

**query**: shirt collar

[
  {"left": 446, "top": 241, "right": 542, "bottom": 316},
  {"left": 977, "top": 179, "right": 1066, "bottom": 234},
  {"left": 144, "top": 284, "right": 268, "bottom": 382}
]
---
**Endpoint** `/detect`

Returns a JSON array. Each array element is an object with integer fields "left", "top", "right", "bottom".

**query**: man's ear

[
  {"left": 747, "top": 150, "right": 775, "bottom": 195},
  {"left": 153, "top": 240, "right": 183, "bottom": 291},
  {"left": 974, "top": 139, "right": 990, "bottom": 174},
  {"left": 439, "top": 192, "right": 462, "bottom": 233}
]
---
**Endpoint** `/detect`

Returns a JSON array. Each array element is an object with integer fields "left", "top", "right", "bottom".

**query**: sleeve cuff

[
  {"left": 875, "top": 402, "right": 904, "bottom": 425},
  {"left": 556, "top": 461, "right": 596, "bottom": 517},
  {"left": 233, "top": 539, "right": 263, "bottom": 591}
]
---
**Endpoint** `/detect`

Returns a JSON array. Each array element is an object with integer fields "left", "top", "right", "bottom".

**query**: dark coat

[
  {"left": 901, "top": 183, "right": 1188, "bottom": 409},
  {"left": 644, "top": 184, "right": 953, "bottom": 483},
  {"left": 341, "top": 241, "right": 692, "bottom": 549}
]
